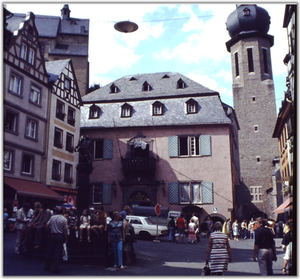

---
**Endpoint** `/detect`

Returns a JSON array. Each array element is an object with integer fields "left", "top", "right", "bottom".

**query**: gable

[{"left": 5, "top": 13, "right": 48, "bottom": 84}]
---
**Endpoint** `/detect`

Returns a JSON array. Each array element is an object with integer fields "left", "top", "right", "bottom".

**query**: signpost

[{"left": 154, "top": 204, "right": 161, "bottom": 243}]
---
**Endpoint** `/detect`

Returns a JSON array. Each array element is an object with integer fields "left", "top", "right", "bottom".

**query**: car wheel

[{"left": 139, "top": 231, "right": 153, "bottom": 240}]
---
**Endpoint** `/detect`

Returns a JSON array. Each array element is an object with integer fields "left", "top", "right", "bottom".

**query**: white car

[{"left": 126, "top": 215, "right": 168, "bottom": 240}]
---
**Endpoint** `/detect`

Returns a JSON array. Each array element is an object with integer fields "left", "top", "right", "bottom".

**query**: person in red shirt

[{"left": 175, "top": 214, "right": 187, "bottom": 243}]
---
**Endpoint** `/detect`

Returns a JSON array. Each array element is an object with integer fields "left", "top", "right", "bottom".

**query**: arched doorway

[
  {"left": 129, "top": 191, "right": 151, "bottom": 207},
  {"left": 182, "top": 205, "right": 202, "bottom": 224}
]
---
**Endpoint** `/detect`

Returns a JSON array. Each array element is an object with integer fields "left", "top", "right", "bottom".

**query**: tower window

[
  {"left": 256, "top": 156, "right": 261, "bottom": 163},
  {"left": 234, "top": 52, "right": 239, "bottom": 77},
  {"left": 262, "top": 48, "right": 269, "bottom": 74},
  {"left": 247, "top": 48, "right": 254, "bottom": 72},
  {"left": 243, "top": 7, "right": 251, "bottom": 16},
  {"left": 252, "top": 97, "right": 256, "bottom": 102},
  {"left": 254, "top": 125, "right": 258, "bottom": 132}
]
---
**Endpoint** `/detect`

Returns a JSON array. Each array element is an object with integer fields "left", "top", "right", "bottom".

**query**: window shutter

[
  {"left": 102, "top": 183, "right": 112, "bottom": 204},
  {"left": 103, "top": 139, "right": 113, "bottom": 159},
  {"left": 168, "top": 136, "right": 178, "bottom": 157},
  {"left": 200, "top": 135, "right": 211, "bottom": 156},
  {"left": 168, "top": 182, "right": 179, "bottom": 204},
  {"left": 202, "top": 182, "right": 213, "bottom": 204}
]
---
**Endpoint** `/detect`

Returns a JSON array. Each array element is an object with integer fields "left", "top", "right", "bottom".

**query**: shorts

[{"left": 177, "top": 227, "right": 185, "bottom": 237}]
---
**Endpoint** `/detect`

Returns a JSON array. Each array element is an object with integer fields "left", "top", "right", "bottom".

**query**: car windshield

[{"left": 144, "top": 217, "right": 154, "bottom": 225}]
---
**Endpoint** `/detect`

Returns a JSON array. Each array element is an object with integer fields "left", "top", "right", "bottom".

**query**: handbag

[{"left": 201, "top": 263, "right": 211, "bottom": 276}]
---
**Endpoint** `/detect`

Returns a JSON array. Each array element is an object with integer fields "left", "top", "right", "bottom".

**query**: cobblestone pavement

[{"left": 3, "top": 231, "right": 287, "bottom": 276}]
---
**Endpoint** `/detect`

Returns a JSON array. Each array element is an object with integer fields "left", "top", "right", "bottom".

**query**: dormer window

[
  {"left": 186, "top": 99, "right": 197, "bottom": 114},
  {"left": 177, "top": 78, "right": 186, "bottom": 89},
  {"left": 110, "top": 83, "right": 119, "bottom": 93},
  {"left": 152, "top": 101, "right": 163, "bottom": 116},
  {"left": 89, "top": 104, "right": 100, "bottom": 119},
  {"left": 129, "top": 77, "right": 137, "bottom": 81},
  {"left": 142, "top": 81, "right": 152, "bottom": 92},
  {"left": 121, "top": 103, "right": 132, "bottom": 118},
  {"left": 243, "top": 7, "right": 250, "bottom": 16},
  {"left": 162, "top": 74, "right": 170, "bottom": 79}
]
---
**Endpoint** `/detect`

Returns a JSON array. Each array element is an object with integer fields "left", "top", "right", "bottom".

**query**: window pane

[
  {"left": 9, "top": 75, "right": 21, "bottom": 95},
  {"left": 22, "top": 155, "right": 32, "bottom": 174},
  {"left": 92, "top": 184, "right": 103, "bottom": 204},
  {"left": 5, "top": 111, "right": 17, "bottom": 132},
  {"left": 179, "top": 137, "right": 188, "bottom": 156},
  {"left": 190, "top": 136, "right": 199, "bottom": 156},
  {"left": 180, "top": 183, "right": 190, "bottom": 202},
  {"left": 28, "top": 48, "right": 34, "bottom": 65},
  {"left": 21, "top": 43, "right": 27, "bottom": 60},
  {"left": 4, "top": 151, "right": 12, "bottom": 170},
  {"left": 94, "top": 140, "right": 103, "bottom": 159},
  {"left": 192, "top": 183, "right": 201, "bottom": 203},
  {"left": 30, "top": 86, "right": 40, "bottom": 104}
]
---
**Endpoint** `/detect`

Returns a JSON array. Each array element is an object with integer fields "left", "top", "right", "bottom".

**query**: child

[
  {"left": 79, "top": 209, "right": 91, "bottom": 242},
  {"left": 68, "top": 208, "right": 79, "bottom": 238}
]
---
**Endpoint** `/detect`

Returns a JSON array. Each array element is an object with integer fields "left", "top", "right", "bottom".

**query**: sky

[{"left": 5, "top": 1, "right": 289, "bottom": 113}]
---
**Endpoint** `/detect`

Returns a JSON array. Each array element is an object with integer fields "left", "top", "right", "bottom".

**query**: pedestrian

[
  {"left": 175, "top": 213, "right": 186, "bottom": 243},
  {"left": 79, "top": 208, "right": 91, "bottom": 242},
  {"left": 206, "top": 216, "right": 213, "bottom": 236},
  {"left": 119, "top": 205, "right": 131, "bottom": 220},
  {"left": 33, "top": 201, "right": 52, "bottom": 249},
  {"left": 232, "top": 220, "right": 239, "bottom": 241},
  {"left": 168, "top": 216, "right": 176, "bottom": 242},
  {"left": 281, "top": 221, "right": 292, "bottom": 275},
  {"left": 4, "top": 208, "right": 9, "bottom": 231},
  {"left": 44, "top": 206, "right": 68, "bottom": 273},
  {"left": 206, "top": 221, "right": 232, "bottom": 276},
  {"left": 122, "top": 215, "right": 132, "bottom": 266},
  {"left": 191, "top": 213, "right": 200, "bottom": 242},
  {"left": 253, "top": 217, "right": 277, "bottom": 275},
  {"left": 108, "top": 211, "right": 125, "bottom": 268},
  {"left": 248, "top": 219, "right": 254, "bottom": 239},
  {"left": 226, "top": 219, "right": 232, "bottom": 240},
  {"left": 188, "top": 219, "right": 197, "bottom": 244},
  {"left": 14, "top": 203, "right": 30, "bottom": 254},
  {"left": 222, "top": 218, "right": 230, "bottom": 239},
  {"left": 241, "top": 219, "right": 248, "bottom": 239}
]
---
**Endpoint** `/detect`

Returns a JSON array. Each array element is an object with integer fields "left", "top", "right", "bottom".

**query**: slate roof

[
  {"left": 80, "top": 72, "right": 233, "bottom": 128},
  {"left": 82, "top": 72, "right": 218, "bottom": 103},
  {"left": 45, "top": 59, "right": 71, "bottom": 82},
  {"left": 7, "top": 13, "right": 89, "bottom": 37}
]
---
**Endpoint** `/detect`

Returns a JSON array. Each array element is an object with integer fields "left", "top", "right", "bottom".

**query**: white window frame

[
  {"left": 179, "top": 181, "right": 202, "bottom": 204},
  {"left": 9, "top": 74, "right": 22, "bottom": 95},
  {"left": 121, "top": 107, "right": 131, "bottom": 117},
  {"left": 4, "top": 151, "right": 13, "bottom": 171},
  {"left": 250, "top": 186, "right": 263, "bottom": 202},
  {"left": 153, "top": 104, "right": 162, "bottom": 115},
  {"left": 22, "top": 154, "right": 33, "bottom": 175},
  {"left": 187, "top": 103, "right": 196, "bottom": 113},
  {"left": 29, "top": 85, "right": 40, "bottom": 104},
  {"left": 28, "top": 48, "right": 35, "bottom": 65},
  {"left": 25, "top": 119, "right": 37, "bottom": 139},
  {"left": 179, "top": 136, "right": 200, "bottom": 157},
  {"left": 21, "top": 43, "right": 27, "bottom": 60}
]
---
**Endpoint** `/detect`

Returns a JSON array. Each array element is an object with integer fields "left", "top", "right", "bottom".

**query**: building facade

[
  {"left": 272, "top": 4, "right": 296, "bottom": 218},
  {"left": 4, "top": 10, "right": 63, "bottom": 211},
  {"left": 226, "top": 5, "right": 279, "bottom": 220},
  {"left": 44, "top": 59, "right": 82, "bottom": 206},
  {"left": 80, "top": 72, "right": 241, "bottom": 223},
  {"left": 7, "top": 4, "right": 89, "bottom": 96}
]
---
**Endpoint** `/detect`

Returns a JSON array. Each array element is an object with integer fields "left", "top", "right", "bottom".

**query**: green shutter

[
  {"left": 200, "top": 135, "right": 211, "bottom": 156},
  {"left": 102, "top": 183, "right": 112, "bottom": 204},
  {"left": 168, "top": 136, "right": 178, "bottom": 157},
  {"left": 103, "top": 139, "right": 113, "bottom": 159},
  {"left": 202, "top": 182, "right": 213, "bottom": 204},
  {"left": 168, "top": 182, "right": 179, "bottom": 204}
]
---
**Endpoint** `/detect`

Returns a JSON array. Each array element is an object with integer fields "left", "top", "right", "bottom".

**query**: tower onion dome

[{"left": 226, "top": 4, "right": 271, "bottom": 38}]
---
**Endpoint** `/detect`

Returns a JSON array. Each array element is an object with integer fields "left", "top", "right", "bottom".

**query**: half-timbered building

[
  {"left": 4, "top": 10, "right": 63, "bottom": 210},
  {"left": 44, "top": 59, "right": 82, "bottom": 204},
  {"left": 80, "top": 72, "right": 242, "bottom": 224}
]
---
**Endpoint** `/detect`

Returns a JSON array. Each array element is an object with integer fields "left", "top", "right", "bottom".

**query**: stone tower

[{"left": 225, "top": 5, "right": 279, "bottom": 219}]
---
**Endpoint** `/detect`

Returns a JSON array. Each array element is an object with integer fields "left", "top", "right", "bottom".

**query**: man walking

[
  {"left": 44, "top": 206, "right": 68, "bottom": 273},
  {"left": 253, "top": 217, "right": 277, "bottom": 275}
]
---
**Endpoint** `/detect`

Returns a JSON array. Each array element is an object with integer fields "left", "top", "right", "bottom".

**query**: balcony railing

[{"left": 121, "top": 157, "right": 156, "bottom": 174}]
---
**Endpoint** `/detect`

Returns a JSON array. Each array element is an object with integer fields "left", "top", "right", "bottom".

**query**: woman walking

[
  {"left": 206, "top": 221, "right": 232, "bottom": 275},
  {"left": 232, "top": 219, "right": 239, "bottom": 241},
  {"left": 108, "top": 212, "right": 125, "bottom": 268}
]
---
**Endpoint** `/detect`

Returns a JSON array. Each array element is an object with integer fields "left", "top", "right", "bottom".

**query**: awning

[
  {"left": 273, "top": 196, "right": 293, "bottom": 214},
  {"left": 4, "top": 177, "right": 64, "bottom": 200}
]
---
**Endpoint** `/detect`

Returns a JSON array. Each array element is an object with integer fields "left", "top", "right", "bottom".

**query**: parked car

[{"left": 126, "top": 215, "right": 168, "bottom": 240}]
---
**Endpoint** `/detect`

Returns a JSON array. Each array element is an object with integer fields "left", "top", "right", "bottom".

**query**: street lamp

[{"left": 114, "top": 21, "right": 138, "bottom": 33}]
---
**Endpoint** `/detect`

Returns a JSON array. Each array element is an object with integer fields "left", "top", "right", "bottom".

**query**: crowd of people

[
  {"left": 6, "top": 204, "right": 292, "bottom": 275},
  {"left": 8, "top": 202, "right": 135, "bottom": 273}
]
